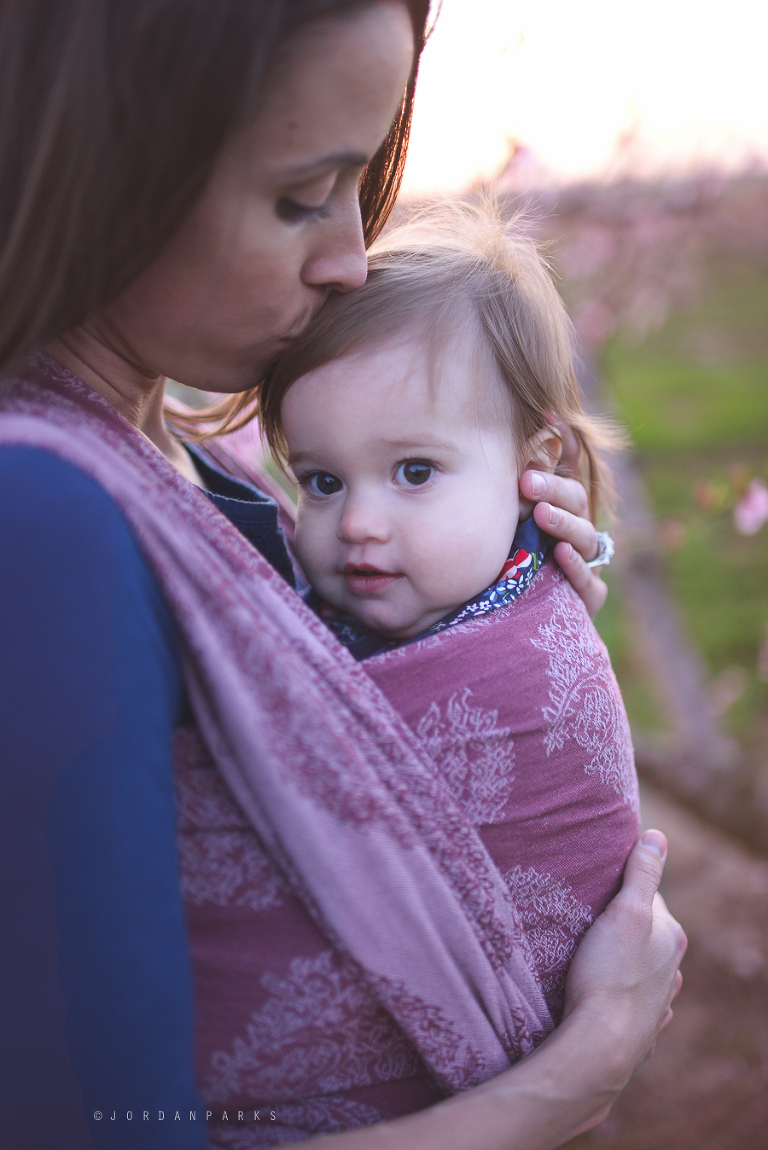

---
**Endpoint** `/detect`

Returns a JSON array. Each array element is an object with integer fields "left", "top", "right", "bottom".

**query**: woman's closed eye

[
  {"left": 276, "top": 197, "right": 331, "bottom": 223},
  {"left": 394, "top": 460, "right": 435, "bottom": 487},
  {"left": 276, "top": 171, "right": 339, "bottom": 223},
  {"left": 301, "top": 471, "right": 344, "bottom": 497}
]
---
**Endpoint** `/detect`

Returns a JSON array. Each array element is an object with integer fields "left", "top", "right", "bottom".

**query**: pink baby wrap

[
  {"left": 176, "top": 565, "right": 640, "bottom": 1148},
  {"left": 365, "top": 563, "right": 641, "bottom": 1021},
  {"left": 0, "top": 357, "right": 639, "bottom": 1148}
]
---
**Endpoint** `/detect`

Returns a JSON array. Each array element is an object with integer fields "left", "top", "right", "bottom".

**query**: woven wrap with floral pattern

[
  {"left": 172, "top": 556, "right": 641, "bottom": 1147},
  {"left": 0, "top": 356, "right": 558, "bottom": 1095}
]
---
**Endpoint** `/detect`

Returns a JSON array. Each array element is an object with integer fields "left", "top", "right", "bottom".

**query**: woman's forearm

[
  {"left": 279, "top": 1007, "right": 624, "bottom": 1150},
  {"left": 432, "top": 1009, "right": 626, "bottom": 1149}
]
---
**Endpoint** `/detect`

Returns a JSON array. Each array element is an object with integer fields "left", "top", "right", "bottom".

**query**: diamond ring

[{"left": 586, "top": 531, "right": 615, "bottom": 568}]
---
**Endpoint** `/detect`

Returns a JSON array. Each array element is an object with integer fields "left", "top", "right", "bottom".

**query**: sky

[{"left": 401, "top": 0, "right": 768, "bottom": 195}]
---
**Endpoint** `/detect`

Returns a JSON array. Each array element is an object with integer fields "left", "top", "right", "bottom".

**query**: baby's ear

[{"left": 523, "top": 425, "right": 563, "bottom": 474}]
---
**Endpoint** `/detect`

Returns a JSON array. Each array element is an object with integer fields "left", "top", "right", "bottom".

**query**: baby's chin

[
  {"left": 313, "top": 572, "right": 464, "bottom": 639},
  {"left": 341, "top": 600, "right": 450, "bottom": 641}
]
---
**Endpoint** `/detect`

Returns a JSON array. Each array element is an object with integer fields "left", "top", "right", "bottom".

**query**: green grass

[
  {"left": 599, "top": 360, "right": 768, "bottom": 452},
  {"left": 601, "top": 257, "right": 768, "bottom": 453},
  {"left": 596, "top": 255, "right": 768, "bottom": 746}
]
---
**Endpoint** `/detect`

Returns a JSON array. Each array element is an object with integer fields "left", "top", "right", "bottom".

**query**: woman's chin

[{"left": 176, "top": 362, "right": 268, "bottom": 395}]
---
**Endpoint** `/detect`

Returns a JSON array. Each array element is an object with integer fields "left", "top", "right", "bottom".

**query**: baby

[{"left": 259, "top": 203, "right": 640, "bottom": 1021}]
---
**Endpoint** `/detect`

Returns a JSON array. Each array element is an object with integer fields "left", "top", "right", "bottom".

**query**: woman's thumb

[{"left": 621, "top": 829, "right": 668, "bottom": 905}]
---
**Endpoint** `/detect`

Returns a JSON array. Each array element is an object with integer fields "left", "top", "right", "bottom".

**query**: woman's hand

[
  {"left": 469, "top": 829, "right": 686, "bottom": 1150},
  {"left": 559, "top": 830, "right": 687, "bottom": 1119},
  {"left": 293, "top": 831, "right": 686, "bottom": 1150},
  {"left": 519, "top": 419, "right": 608, "bottom": 617}
]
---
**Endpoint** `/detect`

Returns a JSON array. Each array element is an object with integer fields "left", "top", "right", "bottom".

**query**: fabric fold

[{"left": 0, "top": 354, "right": 553, "bottom": 1089}]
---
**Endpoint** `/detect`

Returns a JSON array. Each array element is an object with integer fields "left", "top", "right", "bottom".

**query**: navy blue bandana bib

[{"left": 307, "top": 517, "right": 550, "bottom": 662}]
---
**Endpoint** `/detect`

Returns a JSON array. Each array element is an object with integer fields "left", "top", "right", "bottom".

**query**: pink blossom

[
  {"left": 733, "top": 478, "right": 768, "bottom": 536},
  {"left": 573, "top": 298, "right": 615, "bottom": 347}
]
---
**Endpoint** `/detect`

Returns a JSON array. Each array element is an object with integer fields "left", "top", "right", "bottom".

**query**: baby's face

[{"left": 282, "top": 336, "right": 522, "bottom": 639}]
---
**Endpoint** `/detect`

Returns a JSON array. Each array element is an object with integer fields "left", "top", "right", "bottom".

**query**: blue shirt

[{"left": 0, "top": 444, "right": 293, "bottom": 1149}]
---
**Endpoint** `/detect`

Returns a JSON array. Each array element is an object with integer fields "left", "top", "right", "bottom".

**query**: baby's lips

[
  {"left": 342, "top": 565, "right": 404, "bottom": 596},
  {"left": 342, "top": 562, "right": 397, "bottom": 577}
]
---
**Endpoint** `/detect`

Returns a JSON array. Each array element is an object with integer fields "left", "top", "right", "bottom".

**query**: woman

[{"left": 0, "top": 2, "right": 685, "bottom": 1148}]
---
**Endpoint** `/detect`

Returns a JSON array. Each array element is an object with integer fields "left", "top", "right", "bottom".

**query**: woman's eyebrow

[{"left": 283, "top": 151, "right": 369, "bottom": 178}]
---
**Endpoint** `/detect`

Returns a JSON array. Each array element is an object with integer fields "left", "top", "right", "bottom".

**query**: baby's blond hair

[{"left": 259, "top": 200, "right": 620, "bottom": 522}]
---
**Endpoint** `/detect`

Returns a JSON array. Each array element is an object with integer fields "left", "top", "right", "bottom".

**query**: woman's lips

[
  {"left": 342, "top": 563, "right": 402, "bottom": 595},
  {"left": 280, "top": 296, "right": 329, "bottom": 346}
]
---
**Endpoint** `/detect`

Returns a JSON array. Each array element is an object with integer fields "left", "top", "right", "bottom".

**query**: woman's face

[{"left": 98, "top": 3, "right": 415, "bottom": 392}]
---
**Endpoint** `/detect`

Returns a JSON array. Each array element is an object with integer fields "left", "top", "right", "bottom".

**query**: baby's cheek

[
  {"left": 295, "top": 517, "right": 346, "bottom": 608},
  {"left": 407, "top": 546, "right": 471, "bottom": 612},
  {"left": 293, "top": 516, "right": 323, "bottom": 585},
  {"left": 441, "top": 540, "right": 508, "bottom": 602}
]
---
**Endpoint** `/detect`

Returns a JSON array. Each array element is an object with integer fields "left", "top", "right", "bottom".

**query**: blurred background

[
  {"left": 172, "top": 3, "right": 768, "bottom": 1142},
  {"left": 400, "top": 1, "right": 768, "bottom": 1146}
]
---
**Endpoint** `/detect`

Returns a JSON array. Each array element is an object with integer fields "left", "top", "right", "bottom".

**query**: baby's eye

[
  {"left": 304, "top": 471, "right": 343, "bottom": 497},
  {"left": 395, "top": 460, "right": 434, "bottom": 487}
]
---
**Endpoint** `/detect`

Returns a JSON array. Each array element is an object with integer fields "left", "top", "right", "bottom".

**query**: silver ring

[{"left": 586, "top": 531, "right": 615, "bottom": 568}]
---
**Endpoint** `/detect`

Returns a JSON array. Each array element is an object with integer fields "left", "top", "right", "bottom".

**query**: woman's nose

[
  {"left": 337, "top": 499, "right": 390, "bottom": 544},
  {"left": 302, "top": 191, "right": 367, "bottom": 294}
]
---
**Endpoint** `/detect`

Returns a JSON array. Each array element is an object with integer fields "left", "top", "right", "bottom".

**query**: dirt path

[{"left": 567, "top": 785, "right": 768, "bottom": 1150}]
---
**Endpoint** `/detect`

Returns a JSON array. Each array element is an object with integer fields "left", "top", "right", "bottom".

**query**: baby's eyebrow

[
  {"left": 286, "top": 451, "right": 342, "bottom": 477},
  {"left": 382, "top": 439, "right": 460, "bottom": 455}
]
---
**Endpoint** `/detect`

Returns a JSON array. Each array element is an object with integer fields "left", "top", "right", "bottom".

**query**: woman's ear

[{"left": 523, "top": 425, "right": 563, "bottom": 474}]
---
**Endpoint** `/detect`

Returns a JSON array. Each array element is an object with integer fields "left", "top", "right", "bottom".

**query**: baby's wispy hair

[{"left": 259, "top": 198, "right": 623, "bottom": 522}]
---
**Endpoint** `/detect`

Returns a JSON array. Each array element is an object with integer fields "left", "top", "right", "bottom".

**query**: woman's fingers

[
  {"left": 621, "top": 829, "right": 668, "bottom": 901},
  {"left": 551, "top": 540, "right": 608, "bottom": 617},
  {"left": 619, "top": 832, "right": 688, "bottom": 992},
  {"left": 557, "top": 829, "right": 687, "bottom": 1121},
  {"left": 659, "top": 973, "right": 683, "bottom": 1034},
  {"left": 519, "top": 468, "right": 611, "bottom": 616},
  {"left": 520, "top": 470, "right": 590, "bottom": 527},
  {"left": 531, "top": 497, "right": 598, "bottom": 560},
  {"left": 564, "top": 828, "right": 687, "bottom": 1017}
]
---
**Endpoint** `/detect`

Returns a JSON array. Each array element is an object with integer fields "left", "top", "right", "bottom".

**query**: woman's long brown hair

[{"left": 0, "top": 0, "right": 432, "bottom": 435}]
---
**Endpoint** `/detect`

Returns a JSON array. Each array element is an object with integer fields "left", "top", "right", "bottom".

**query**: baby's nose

[{"left": 337, "top": 501, "right": 390, "bottom": 544}]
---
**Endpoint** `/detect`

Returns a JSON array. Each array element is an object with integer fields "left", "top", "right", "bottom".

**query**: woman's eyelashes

[
  {"left": 276, "top": 174, "right": 338, "bottom": 223},
  {"left": 394, "top": 459, "right": 435, "bottom": 487},
  {"left": 276, "top": 197, "right": 331, "bottom": 223}
]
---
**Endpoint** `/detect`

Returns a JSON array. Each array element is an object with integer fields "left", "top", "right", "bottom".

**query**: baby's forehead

[{"left": 356, "top": 325, "right": 513, "bottom": 429}]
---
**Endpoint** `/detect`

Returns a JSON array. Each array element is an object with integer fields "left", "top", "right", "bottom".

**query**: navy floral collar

[{"left": 307, "top": 517, "right": 550, "bottom": 662}]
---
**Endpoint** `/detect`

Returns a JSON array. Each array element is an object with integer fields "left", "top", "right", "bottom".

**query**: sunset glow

[{"left": 402, "top": 0, "right": 768, "bottom": 194}]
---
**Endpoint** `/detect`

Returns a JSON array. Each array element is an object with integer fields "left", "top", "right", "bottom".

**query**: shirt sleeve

[{"left": 0, "top": 446, "right": 207, "bottom": 1150}]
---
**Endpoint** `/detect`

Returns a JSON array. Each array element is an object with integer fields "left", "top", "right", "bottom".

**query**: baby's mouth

[{"left": 342, "top": 563, "right": 402, "bottom": 595}]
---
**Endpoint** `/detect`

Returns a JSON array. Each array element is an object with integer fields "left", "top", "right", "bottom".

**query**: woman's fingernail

[
  {"left": 548, "top": 505, "right": 561, "bottom": 527},
  {"left": 529, "top": 472, "right": 545, "bottom": 497},
  {"left": 640, "top": 830, "right": 667, "bottom": 858}
]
